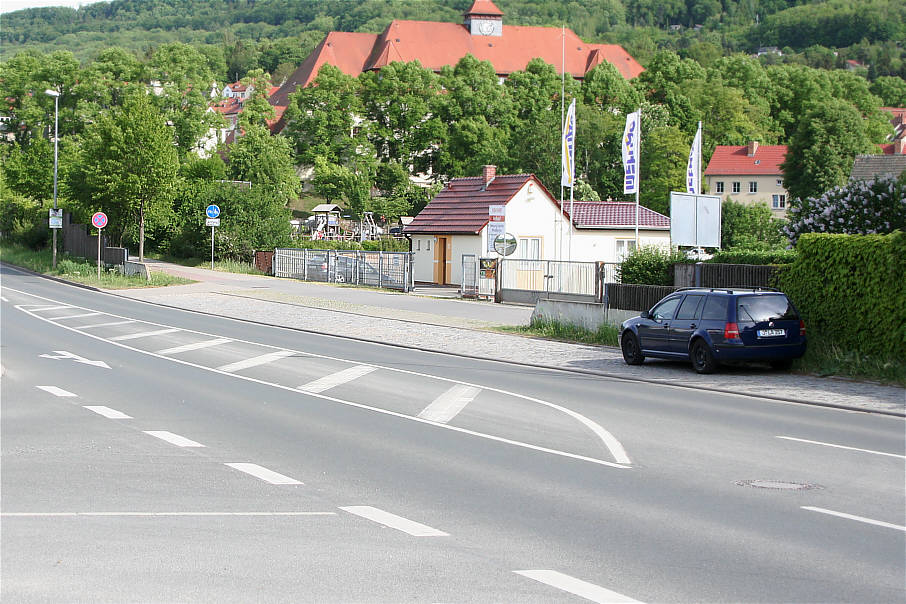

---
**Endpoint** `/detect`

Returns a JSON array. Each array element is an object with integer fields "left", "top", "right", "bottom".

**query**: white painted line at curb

[
  {"left": 2, "top": 511, "right": 336, "bottom": 517},
  {"left": 80, "top": 320, "right": 136, "bottom": 329},
  {"left": 514, "top": 570, "right": 643, "bottom": 603},
  {"left": 217, "top": 349, "right": 295, "bottom": 373},
  {"left": 801, "top": 506, "right": 906, "bottom": 532},
  {"left": 36, "top": 385, "right": 77, "bottom": 397},
  {"left": 224, "top": 463, "right": 302, "bottom": 485},
  {"left": 109, "top": 328, "right": 181, "bottom": 341},
  {"left": 777, "top": 436, "right": 906, "bottom": 459},
  {"left": 340, "top": 506, "right": 448, "bottom": 537},
  {"left": 418, "top": 383, "right": 481, "bottom": 424},
  {"left": 84, "top": 405, "right": 132, "bottom": 419},
  {"left": 299, "top": 365, "right": 376, "bottom": 393},
  {"left": 144, "top": 431, "right": 205, "bottom": 448},
  {"left": 157, "top": 338, "right": 232, "bottom": 355}
]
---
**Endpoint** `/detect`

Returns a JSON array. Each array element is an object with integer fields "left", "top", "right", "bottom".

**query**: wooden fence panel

[{"left": 605, "top": 284, "right": 680, "bottom": 312}]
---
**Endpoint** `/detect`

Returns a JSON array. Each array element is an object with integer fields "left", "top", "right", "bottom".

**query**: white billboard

[{"left": 670, "top": 192, "right": 722, "bottom": 248}]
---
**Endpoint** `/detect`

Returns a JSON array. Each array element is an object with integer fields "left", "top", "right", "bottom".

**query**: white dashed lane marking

[
  {"left": 340, "top": 506, "right": 449, "bottom": 537},
  {"left": 51, "top": 312, "right": 103, "bottom": 320},
  {"left": 36, "top": 386, "right": 77, "bottom": 397},
  {"left": 83, "top": 405, "right": 132, "bottom": 419},
  {"left": 514, "top": 570, "right": 643, "bottom": 603},
  {"left": 79, "top": 320, "right": 136, "bottom": 329},
  {"left": 216, "top": 350, "right": 295, "bottom": 373},
  {"left": 157, "top": 338, "right": 232, "bottom": 355},
  {"left": 299, "top": 365, "right": 376, "bottom": 393},
  {"left": 417, "top": 383, "right": 481, "bottom": 424},
  {"left": 143, "top": 431, "right": 206, "bottom": 448},
  {"left": 224, "top": 463, "right": 302, "bottom": 485},
  {"left": 777, "top": 436, "right": 906, "bottom": 459},
  {"left": 802, "top": 506, "right": 906, "bottom": 532},
  {"left": 109, "top": 328, "right": 181, "bottom": 341}
]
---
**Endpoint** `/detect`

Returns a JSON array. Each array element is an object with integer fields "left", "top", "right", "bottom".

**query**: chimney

[
  {"left": 895, "top": 138, "right": 906, "bottom": 155},
  {"left": 747, "top": 141, "right": 759, "bottom": 157},
  {"left": 482, "top": 165, "right": 497, "bottom": 186}
]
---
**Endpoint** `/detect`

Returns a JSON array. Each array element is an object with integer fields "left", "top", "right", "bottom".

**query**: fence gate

[
  {"left": 461, "top": 254, "right": 478, "bottom": 298},
  {"left": 273, "top": 248, "right": 413, "bottom": 292}
]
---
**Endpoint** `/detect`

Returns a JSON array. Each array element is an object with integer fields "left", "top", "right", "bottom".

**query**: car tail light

[
  {"left": 799, "top": 320, "right": 806, "bottom": 336},
  {"left": 724, "top": 322, "right": 740, "bottom": 340}
]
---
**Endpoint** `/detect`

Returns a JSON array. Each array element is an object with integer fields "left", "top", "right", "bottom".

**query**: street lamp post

[{"left": 45, "top": 89, "right": 60, "bottom": 269}]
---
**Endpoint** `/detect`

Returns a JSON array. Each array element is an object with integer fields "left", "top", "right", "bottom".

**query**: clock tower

[{"left": 464, "top": 0, "right": 503, "bottom": 37}]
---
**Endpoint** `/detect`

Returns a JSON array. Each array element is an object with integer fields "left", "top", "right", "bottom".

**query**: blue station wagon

[{"left": 619, "top": 288, "right": 806, "bottom": 374}]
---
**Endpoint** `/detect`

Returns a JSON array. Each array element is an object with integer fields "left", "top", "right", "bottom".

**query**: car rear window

[
  {"left": 736, "top": 295, "right": 798, "bottom": 323},
  {"left": 701, "top": 295, "right": 729, "bottom": 321}
]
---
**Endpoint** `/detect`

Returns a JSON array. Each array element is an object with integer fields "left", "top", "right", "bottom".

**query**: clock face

[{"left": 478, "top": 19, "right": 494, "bottom": 35}]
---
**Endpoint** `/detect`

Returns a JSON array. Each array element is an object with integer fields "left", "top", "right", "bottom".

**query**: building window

[
  {"left": 776, "top": 178, "right": 784, "bottom": 187},
  {"left": 732, "top": 182, "right": 741, "bottom": 194},
  {"left": 616, "top": 239, "right": 637, "bottom": 261},
  {"left": 715, "top": 181, "right": 724, "bottom": 194},
  {"left": 416, "top": 239, "right": 421, "bottom": 251},
  {"left": 749, "top": 181, "right": 758, "bottom": 193},
  {"left": 517, "top": 237, "right": 541, "bottom": 259},
  {"left": 772, "top": 194, "right": 786, "bottom": 209},
  {"left": 426, "top": 238, "right": 431, "bottom": 251}
]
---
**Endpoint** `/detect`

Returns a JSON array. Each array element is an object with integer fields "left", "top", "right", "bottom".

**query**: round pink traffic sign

[{"left": 91, "top": 212, "right": 108, "bottom": 229}]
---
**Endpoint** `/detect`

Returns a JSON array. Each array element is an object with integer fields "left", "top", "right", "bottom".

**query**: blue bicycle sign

[{"left": 206, "top": 204, "right": 221, "bottom": 219}]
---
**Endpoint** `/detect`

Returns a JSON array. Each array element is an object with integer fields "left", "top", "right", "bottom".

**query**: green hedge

[
  {"left": 777, "top": 231, "right": 905, "bottom": 359},
  {"left": 289, "top": 238, "right": 409, "bottom": 252},
  {"left": 709, "top": 248, "right": 797, "bottom": 265}
]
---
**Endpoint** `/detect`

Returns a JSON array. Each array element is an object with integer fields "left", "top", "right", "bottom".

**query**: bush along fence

[{"left": 777, "top": 231, "right": 905, "bottom": 360}]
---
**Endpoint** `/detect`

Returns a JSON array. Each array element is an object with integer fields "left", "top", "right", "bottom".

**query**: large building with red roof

[
  {"left": 268, "top": 0, "right": 642, "bottom": 133},
  {"left": 704, "top": 142, "right": 789, "bottom": 217},
  {"left": 406, "top": 165, "right": 669, "bottom": 285}
]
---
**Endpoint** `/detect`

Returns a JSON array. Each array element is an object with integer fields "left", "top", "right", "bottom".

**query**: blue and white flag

[
  {"left": 622, "top": 110, "right": 640, "bottom": 195},
  {"left": 686, "top": 122, "right": 702, "bottom": 194},
  {"left": 561, "top": 99, "right": 576, "bottom": 188}
]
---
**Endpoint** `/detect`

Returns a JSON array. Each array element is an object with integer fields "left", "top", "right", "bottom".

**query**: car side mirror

[{"left": 640, "top": 310, "right": 650, "bottom": 319}]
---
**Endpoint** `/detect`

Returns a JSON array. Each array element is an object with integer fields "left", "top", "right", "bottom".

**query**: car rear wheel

[
  {"left": 621, "top": 333, "right": 645, "bottom": 365},
  {"left": 691, "top": 340, "right": 717, "bottom": 374}
]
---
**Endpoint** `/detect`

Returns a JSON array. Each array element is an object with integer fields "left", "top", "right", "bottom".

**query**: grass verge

[
  {"left": 793, "top": 333, "right": 905, "bottom": 387},
  {"left": 149, "top": 253, "right": 264, "bottom": 275},
  {"left": 1, "top": 243, "right": 194, "bottom": 289},
  {"left": 496, "top": 317, "right": 620, "bottom": 347}
]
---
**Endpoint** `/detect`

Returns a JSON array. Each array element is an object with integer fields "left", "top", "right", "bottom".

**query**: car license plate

[{"left": 757, "top": 328, "right": 785, "bottom": 337}]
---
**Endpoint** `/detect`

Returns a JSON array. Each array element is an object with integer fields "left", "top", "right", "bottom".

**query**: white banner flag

[
  {"left": 622, "top": 110, "right": 640, "bottom": 195},
  {"left": 561, "top": 99, "right": 576, "bottom": 188},
  {"left": 686, "top": 122, "right": 702, "bottom": 194}
]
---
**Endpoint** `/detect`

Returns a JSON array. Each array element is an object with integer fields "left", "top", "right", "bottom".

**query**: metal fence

[
  {"left": 273, "top": 248, "right": 414, "bottom": 292},
  {"left": 497, "top": 259, "right": 620, "bottom": 304}
]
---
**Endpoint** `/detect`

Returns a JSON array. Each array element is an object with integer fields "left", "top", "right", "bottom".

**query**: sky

[{"left": 0, "top": 0, "right": 103, "bottom": 14}]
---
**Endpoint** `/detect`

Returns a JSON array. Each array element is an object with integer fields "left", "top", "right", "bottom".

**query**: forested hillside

[{"left": 3, "top": 0, "right": 905, "bottom": 80}]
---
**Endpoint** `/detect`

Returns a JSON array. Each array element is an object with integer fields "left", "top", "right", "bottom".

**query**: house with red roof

[
  {"left": 704, "top": 142, "right": 789, "bottom": 217},
  {"left": 405, "top": 166, "right": 670, "bottom": 285},
  {"left": 268, "top": 0, "right": 642, "bottom": 133}
]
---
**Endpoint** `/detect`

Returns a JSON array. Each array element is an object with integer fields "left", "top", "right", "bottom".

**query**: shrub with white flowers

[{"left": 785, "top": 174, "right": 906, "bottom": 244}]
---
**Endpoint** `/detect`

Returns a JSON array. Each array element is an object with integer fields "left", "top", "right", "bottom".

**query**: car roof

[{"left": 673, "top": 287, "right": 784, "bottom": 296}]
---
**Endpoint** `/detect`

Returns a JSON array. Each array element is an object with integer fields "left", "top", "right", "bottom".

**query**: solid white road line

[
  {"left": 2, "top": 511, "right": 335, "bottom": 517},
  {"left": 777, "top": 436, "right": 906, "bottom": 459},
  {"left": 157, "top": 338, "right": 232, "bottom": 355},
  {"left": 0, "top": 296, "right": 8, "bottom": 302},
  {"left": 299, "top": 365, "right": 376, "bottom": 393},
  {"left": 109, "top": 328, "right": 181, "bottom": 341},
  {"left": 79, "top": 319, "right": 136, "bottom": 329},
  {"left": 36, "top": 385, "right": 77, "bottom": 397},
  {"left": 418, "top": 383, "right": 481, "bottom": 424},
  {"left": 514, "top": 570, "right": 643, "bottom": 603},
  {"left": 52, "top": 312, "right": 103, "bottom": 320},
  {"left": 224, "top": 463, "right": 302, "bottom": 485},
  {"left": 143, "top": 431, "right": 205, "bottom": 448},
  {"left": 339, "top": 506, "right": 449, "bottom": 537},
  {"left": 83, "top": 405, "right": 132, "bottom": 419},
  {"left": 216, "top": 350, "right": 295, "bottom": 373},
  {"left": 801, "top": 506, "right": 906, "bottom": 532}
]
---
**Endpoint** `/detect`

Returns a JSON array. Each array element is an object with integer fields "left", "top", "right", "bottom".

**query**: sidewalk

[{"left": 112, "top": 260, "right": 905, "bottom": 416}]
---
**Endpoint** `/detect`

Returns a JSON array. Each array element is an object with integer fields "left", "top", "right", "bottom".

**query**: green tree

[
  {"left": 782, "top": 99, "right": 876, "bottom": 202},
  {"left": 721, "top": 199, "right": 786, "bottom": 249},
  {"left": 640, "top": 125, "right": 688, "bottom": 216},
  {"left": 227, "top": 125, "right": 300, "bottom": 206},
  {"left": 237, "top": 69, "right": 276, "bottom": 130},
  {"left": 68, "top": 91, "right": 179, "bottom": 260},
  {"left": 871, "top": 76, "right": 906, "bottom": 107},
  {"left": 3, "top": 136, "right": 54, "bottom": 203}
]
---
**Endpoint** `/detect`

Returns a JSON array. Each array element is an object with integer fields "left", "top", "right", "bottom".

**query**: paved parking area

[{"left": 113, "top": 262, "right": 904, "bottom": 415}]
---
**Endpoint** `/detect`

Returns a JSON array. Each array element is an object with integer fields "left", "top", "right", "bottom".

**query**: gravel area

[{"left": 113, "top": 273, "right": 905, "bottom": 416}]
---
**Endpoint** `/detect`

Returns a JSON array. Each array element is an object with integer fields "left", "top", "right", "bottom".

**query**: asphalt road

[{"left": 2, "top": 268, "right": 904, "bottom": 603}]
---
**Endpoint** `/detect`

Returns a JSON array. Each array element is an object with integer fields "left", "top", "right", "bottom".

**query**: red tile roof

[
  {"left": 565, "top": 201, "right": 670, "bottom": 229},
  {"left": 405, "top": 174, "right": 540, "bottom": 234},
  {"left": 269, "top": 16, "right": 641, "bottom": 132},
  {"left": 465, "top": 0, "right": 503, "bottom": 16},
  {"left": 704, "top": 145, "right": 787, "bottom": 176}
]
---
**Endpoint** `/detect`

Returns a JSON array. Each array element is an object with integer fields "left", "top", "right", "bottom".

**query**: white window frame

[
  {"left": 517, "top": 237, "right": 542, "bottom": 260},
  {"left": 732, "top": 181, "right": 741, "bottom": 194},
  {"left": 772, "top": 194, "right": 786, "bottom": 209},
  {"left": 715, "top": 181, "right": 724, "bottom": 194},
  {"left": 616, "top": 239, "right": 637, "bottom": 261},
  {"left": 749, "top": 181, "right": 758, "bottom": 193}
]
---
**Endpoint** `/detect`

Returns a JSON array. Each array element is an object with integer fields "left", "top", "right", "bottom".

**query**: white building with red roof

[
  {"left": 268, "top": 0, "right": 642, "bottom": 132},
  {"left": 704, "top": 141, "right": 790, "bottom": 217},
  {"left": 405, "top": 166, "right": 670, "bottom": 285}
]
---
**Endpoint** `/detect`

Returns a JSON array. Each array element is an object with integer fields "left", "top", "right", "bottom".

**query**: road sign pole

[
  {"left": 97, "top": 227, "right": 102, "bottom": 279},
  {"left": 211, "top": 226, "right": 215, "bottom": 270}
]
